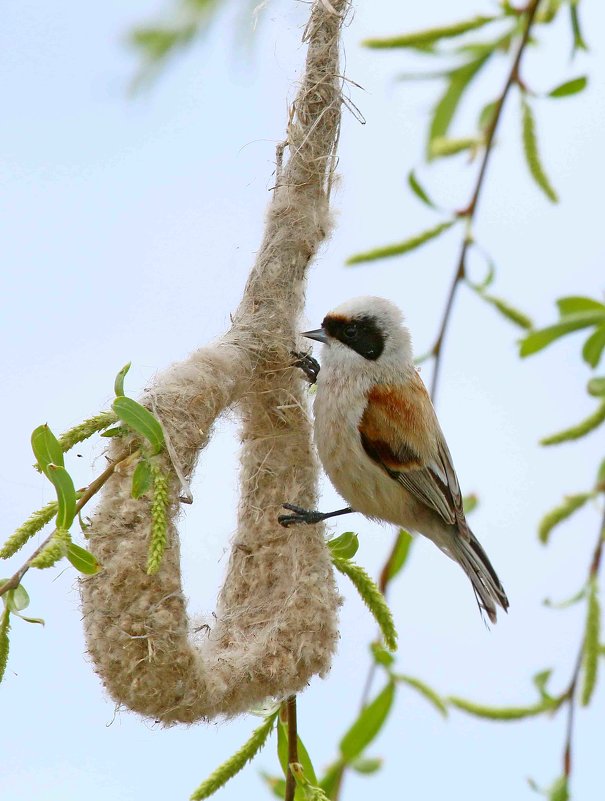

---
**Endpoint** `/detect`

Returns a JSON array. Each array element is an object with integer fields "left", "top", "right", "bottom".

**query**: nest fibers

[{"left": 80, "top": 0, "right": 350, "bottom": 724}]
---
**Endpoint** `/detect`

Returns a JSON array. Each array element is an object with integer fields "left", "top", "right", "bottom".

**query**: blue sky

[{"left": 1, "top": 1, "right": 604, "bottom": 799}]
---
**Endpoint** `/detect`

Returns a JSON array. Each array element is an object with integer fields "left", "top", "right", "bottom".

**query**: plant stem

[
  {"left": 561, "top": 509, "right": 604, "bottom": 781},
  {"left": 430, "top": 0, "right": 541, "bottom": 403},
  {"left": 284, "top": 695, "right": 299, "bottom": 801},
  {"left": 355, "top": 0, "right": 543, "bottom": 759},
  {"left": 0, "top": 450, "right": 133, "bottom": 597}
]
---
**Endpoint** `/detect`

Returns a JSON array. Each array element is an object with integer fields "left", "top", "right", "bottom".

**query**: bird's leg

[
  {"left": 291, "top": 351, "right": 320, "bottom": 384},
  {"left": 278, "top": 503, "right": 354, "bottom": 527}
]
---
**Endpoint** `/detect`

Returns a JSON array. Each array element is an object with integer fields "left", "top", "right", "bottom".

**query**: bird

[{"left": 280, "top": 295, "right": 509, "bottom": 624}]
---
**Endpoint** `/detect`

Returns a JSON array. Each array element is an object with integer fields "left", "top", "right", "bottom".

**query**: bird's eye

[{"left": 343, "top": 325, "right": 358, "bottom": 339}]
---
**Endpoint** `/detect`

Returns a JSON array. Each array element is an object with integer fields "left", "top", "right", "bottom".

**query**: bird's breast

[{"left": 313, "top": 372, "right": 405, "bottom": 523}]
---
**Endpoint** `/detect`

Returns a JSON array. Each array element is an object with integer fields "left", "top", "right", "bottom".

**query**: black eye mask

[{"left": 322, "top": 315, "right": 385, "bottom": 361}]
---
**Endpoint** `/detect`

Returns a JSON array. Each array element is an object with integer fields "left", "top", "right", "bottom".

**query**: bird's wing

[{"left": 358, "top": 376, "right": 470, "bottom": 537}]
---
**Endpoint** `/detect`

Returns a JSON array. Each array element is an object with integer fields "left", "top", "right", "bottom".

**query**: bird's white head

[{"left": 303, "top": 296, "right": 414, "bottom": 373}]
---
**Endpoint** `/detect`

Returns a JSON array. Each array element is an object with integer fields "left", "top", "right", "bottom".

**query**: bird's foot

[
  {"left": 278, "top": 503, "right": 326, "bottom": 527},
  {"left": 291, "top": 351, "right": 320, "bottom": 384},
  {"left": 278, "top": 503, "right": 354, "bottom": 527}
]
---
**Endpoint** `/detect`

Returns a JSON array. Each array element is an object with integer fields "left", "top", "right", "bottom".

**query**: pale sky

[{"left": 1, "top": 1, "right": 604, "bottom": 800}]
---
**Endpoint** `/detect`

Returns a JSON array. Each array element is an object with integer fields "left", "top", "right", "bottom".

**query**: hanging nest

[{"left": 80, "top": 0, "right": 350, "bottom": 724}]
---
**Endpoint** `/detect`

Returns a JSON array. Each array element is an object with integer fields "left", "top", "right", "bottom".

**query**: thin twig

[
  {"left": 0, "top": 450, "right": 133, "bottom": 597},
  {"left": 430, "top": 0, "right": 541, "bottom": 403},
  {"left": 356, "top": 0, "right": 543, "bottom": 744},
  {"left": 430, "top": 240, "right": 468, "bottom": 403},
  {"left": 284, "top": 695, "right": 299, "bottom": 801},
  {"left": 560, "top": 509, "right": 604, "bottom": 781}
]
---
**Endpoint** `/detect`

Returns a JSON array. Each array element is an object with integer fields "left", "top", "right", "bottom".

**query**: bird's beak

[{"left": 302, "top": 328, "right": 328, "bottom": 344}]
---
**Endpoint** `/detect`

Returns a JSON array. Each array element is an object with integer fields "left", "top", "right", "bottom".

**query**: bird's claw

[
  {"left": 291, "top": 351, "right": 320, "bottom": 384},
  {"left": 278, "top": 503, "right": 324, "bottom": 527}
]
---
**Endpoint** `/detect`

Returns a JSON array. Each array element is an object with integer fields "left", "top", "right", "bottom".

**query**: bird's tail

[{"left": 448, "top": 530, "right": 509, "bottom": 624}]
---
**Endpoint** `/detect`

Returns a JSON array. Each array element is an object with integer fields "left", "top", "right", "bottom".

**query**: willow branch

[
  {"left": 560, "top": 509, "right": 604, "bottom": 781},
  {"left": 356, "top": 0, "right": 543, "bottom": 737},
  {"left": 283, "top": 695, "right": 299, "bottom": 801},
  {"left": 430, "top": 0, "right": 541, "bottom": 402},
  {"left": 0, "top": 450, "right": 133, "bottom": 598}
]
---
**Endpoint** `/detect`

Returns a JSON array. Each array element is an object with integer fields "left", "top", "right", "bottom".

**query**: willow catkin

[{"left": 80, "top": 0, "right": 349, "bottom": 724}]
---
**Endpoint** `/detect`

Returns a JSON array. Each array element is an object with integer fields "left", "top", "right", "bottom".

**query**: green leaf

[
  {"left": 478, "top": 99, "right": 499, "bottom": 133},
  {"left": 288, "top": 763, "right": 330, "bottom": 800},
  {"left": 582, "top": 325, "right": 605, "bottom": 368},
  {"left": 4, "top": 584, "right": 30, "bottom": 613},
  {"left": 260, "top": 772, "right": 286, "bottom": 799},
  {"left": 386, "top": 529, "right": 413, "bottom": 581},
  {"left": 130, "top": 22, "right": 198, "bottom": 68},
  {"left": 67, "top": 543, "right": 100, "bottom": 575},
  {"left": 347, "top": 220, "right": 456, "bottom": 265},
  {"left": 536, "top": 0, "right": 563, "bottom": 24},
  {"left": 296, "top": 743, "right": 319, "bottom": 789},
  {"left": 581, "top": 578, "right": 600, "bottom": 706},
  {"left": 519, "top": 311, "right": 605, "bottom": 357},
  {"left": 532, "top": 669, "right": 552, "bottom": 692},
  {"left": 100, "top": 426, "right": 128, "bottom": 438},
  {"left": 11, "top": 609, "right": 44, "bottom": 625},
  {"left": 339, "top": 682, "right": 395, "bottom": 761},
  {"left": 588, "top": 377, "right": 605, "bottom": 397},
  {"left": 132, "top": 459, "right": 153, "bottom": 499},
  {"left": 430, "top": 136, "right": 482, "bottom": 159},
  {"left": 543, "top": 587, "right": 586, "bottom": 610},
  {"left": 318, "top": 762, "right": 343, "bottom": 798},
  {"left": 448, "top": 696, "right": 557, "bottom": 720},
  {"left": 397, "top": 69, "right": 453, "bottom": 82},
  {"left": 477, "top": 292, "right": 533, "bottom": 329},
  {"left": 112, "top": 396, "right": 165, "bottom": 454},
  {"left": 538, "top": 492, "right": 593, "bottom": 543},
  {"left": 540, "top": 401, "right": 605, "bottom": 445},
  {"left": 532, "top": 669, "right": 555, "bottom": 703},
  {"left": 0, "top": 608, "right": 10, "bottom": 684},
  {"left": 466, "top": 248, "right": 496, "bottom": 291},
  {"left": 395, "top": 674, "right": 448, "bottom": 717},
  {"left": 456, "top": 38, "right": 510, "bottom": 57},
  {"left": 521, "top": 97, "right": 558, "bottom": 203},
  {"left": 277, "top": 719, "right": 318, "bottom": 791},
  {"left": 350, "top": 757, "right": 382, "bottom": 775},
  {"left": 332, "top": 557, "right": 397, "bottom": 651},
  {"left": 371, "top": 641, "right": 395, "bottom": 668},
  {"left": 569, "top": 3, "right": 588, "bottom": 53},
  {"left": 190, "top": 711, "right": 278, "bottom": 800},
  {"left": 548, "top": 775, "right": 569, "bottom": 801},
  {"left": 114, "top": 362, "right": 131, "bottom": 397},
  {"left": 463, "top": 494, "right": 478, "bottom": 515},
  {"left": 31, "top": 424, "right": 64, "bottom": 475},
  {"left": 327, "top": 532, "right": 359, "bottom": 560},
  {"left": 428, "top": 56, "right": 490, "bottom": 158},
  {"left": 557, "top": 296, "right": 605, "bottom": 316},
  {"left": 362, "top": 16, "right": 497, "bottom": 49},
  {"left": 407, "top": 170, "right": 436, "bottom": 209},
  {"left": 548, "top": 76, "right": 587, "bottom": 98},
  {"left": 46, "top": 465, "right": 77, "bottom": 530}
]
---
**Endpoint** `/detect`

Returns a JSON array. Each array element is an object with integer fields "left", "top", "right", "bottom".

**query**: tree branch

[
  {"left": 284, "top": 695, "right": 299, "bottom": 801},
  {"left": 357, "top": 0, "right": 543, "bottom": 742},
  {"left": 560, "top": 509, "right": 604, "bottom": 782},
  {"left": 430, "top": 0, "right": 542, "bottom": 403},
  {"left": 0, "top": 450, "right": 133, "bottom": 598}
]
